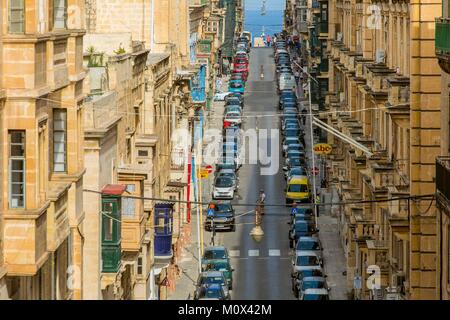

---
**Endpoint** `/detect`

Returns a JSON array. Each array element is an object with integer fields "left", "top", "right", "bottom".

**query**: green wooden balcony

[{"left": 435, "top": 17, "right": 450, "bottom": 73}]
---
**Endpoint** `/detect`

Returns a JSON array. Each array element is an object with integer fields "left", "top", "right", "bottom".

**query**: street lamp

[{"left": 249, "top": 205, "right": 264, "bottom": 242}]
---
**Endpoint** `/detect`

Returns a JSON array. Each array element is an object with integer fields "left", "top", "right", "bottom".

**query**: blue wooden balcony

[{"left": 154, "top": 203, "right": 174, "bottom": 258}]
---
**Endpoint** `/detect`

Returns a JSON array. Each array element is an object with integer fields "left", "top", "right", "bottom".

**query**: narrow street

[{"left": 169, "top": 47, "right": 347, "bottom": 300}]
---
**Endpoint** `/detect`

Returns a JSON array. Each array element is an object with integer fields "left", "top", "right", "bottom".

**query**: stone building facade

[
  {"left": 0, "top": 0, "right": 86, "bottom": 299},
  {"left": 323, "top": 0, "right": 442, "bottom": 299}
]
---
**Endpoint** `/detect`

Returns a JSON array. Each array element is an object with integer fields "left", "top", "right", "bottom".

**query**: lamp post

[{"left": 250, "top": 202, "right": 264, "bottom": 242}]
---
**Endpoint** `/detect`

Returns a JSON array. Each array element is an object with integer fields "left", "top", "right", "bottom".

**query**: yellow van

[{"left": 285, "top": 176, "right": 311, "bottom": 205}]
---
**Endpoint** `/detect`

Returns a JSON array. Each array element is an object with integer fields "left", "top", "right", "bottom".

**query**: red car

[
  {"left": 233, "top": 63, "right": 248, "bottom": 81},
  {"left": 234, "top": 57, "right": 248, "bottom": 67}
]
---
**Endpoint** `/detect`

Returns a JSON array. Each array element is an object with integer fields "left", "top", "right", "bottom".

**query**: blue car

[{"left": 228, "top": 79, "right": 245, "bottom": 93}]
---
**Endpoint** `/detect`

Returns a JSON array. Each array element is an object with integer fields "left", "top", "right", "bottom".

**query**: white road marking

[
  {"left": 248, "top": 249, "right": 260, "bottom": 257},
  {"left": 229, "top": 250, "right": 240, "bottom": 257},
  {"left": 268, "top": 249, "right": 281, "bottom": 256}
]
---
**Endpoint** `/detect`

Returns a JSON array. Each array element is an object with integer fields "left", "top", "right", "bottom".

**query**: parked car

[
  {"left": 292, "top": 251, "right": 322, "bottom": 275},
  {"left": 282, "top": 137, "right": 301, "bottom": 153},
  {"left": 202, "top": 259, "right": 234, "bottom": 289},
  {"left": 202, "top": 246, "right": 230, "bottom": 262},
  {"left": 295, "top": 276, "right": 329, "bottom": 299},
  {"left": 216, "top": 169, "right": 239, "bottom": 188},
  {"left": 285, "top": 166, "right": 308, "bottom": 180},
  {"left": 212, "top": 176, "right": 235, "bottom": 199},
  {"left": 300, "top": 288, "right": 330, "bottom": 300},
  {"left": 295, "top": 236, "right": 323, "bottom": 262},
  {"left": 224, "top": 110, "right": 242, "bottom": 125},
  {"left": 289, "top": 221, "right": 319, "bottom": 247},
  {"left": 228, "top": 79, "right": 245, "bottom": 94},
  {"left": 225, "top": 92, "right": 244, "bottom": 104},
  {"left": 285, "top": 176, "right": 310, "bottom": 205},
  {"left": 284, "top": 157, "right": 306, "bottom": 170},
  {"left": 291, "top": 268, "right": 325, "bottom": 293},
  {"left": 194, "top": 283, "right": 228, "bottom": 300},
  {"left": 205, "top": 201, "right": 236, "bottom": 232},
  {"left": 195, "top": 271, "right": 231, "bottom": 299}
]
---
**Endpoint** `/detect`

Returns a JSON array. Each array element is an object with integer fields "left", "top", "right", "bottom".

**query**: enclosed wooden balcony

[
  {"left": 436, "top": 156, "right": 450, "bottom": 210},
  {"left": 435, "top": 17, "right": 450, "bottom": 74},
  {"left": 3, "top": 205, "right": 50, "bottom": 276}
]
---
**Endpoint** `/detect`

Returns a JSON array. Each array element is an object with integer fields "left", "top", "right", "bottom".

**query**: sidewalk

[
  {"left": 168, "top": 77, "right": 229, "bottom": 300},
  {"left": 167, "top": 211, "right": 207, "bottom": 300},
  {"left": 293, "top": 52, "right": 348, "bottom": 299}
]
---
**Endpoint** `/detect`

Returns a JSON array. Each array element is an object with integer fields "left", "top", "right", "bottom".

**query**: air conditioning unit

[{"left": 375, "top": 49, "right": 386, "bottom": 64}]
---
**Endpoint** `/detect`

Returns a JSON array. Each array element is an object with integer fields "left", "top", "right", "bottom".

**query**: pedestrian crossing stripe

[
  {"left": 268, "top": 249, "right": 280, "bottom": 256},
  {"left": 229, "top": 250, "right": 240, "bottom": 257}
]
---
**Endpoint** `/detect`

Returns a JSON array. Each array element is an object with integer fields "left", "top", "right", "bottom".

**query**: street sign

[
  {"left": 291, "top": 207, "right": 298, "bottom": 215},
  {"left": 207, "top": 208, "right": 215, "bottom": 217},
  {"left": 206, "top": 165, "right": 213, "bottom": 173},
  {"left": 311, "top": 167, "right": 319, "bottom": 176},
  {"left": 200, "top": 169, "right": 209, "bottom": 178},
  {"left": 313, "top": 143, "right": 332, "bottom": 155}
]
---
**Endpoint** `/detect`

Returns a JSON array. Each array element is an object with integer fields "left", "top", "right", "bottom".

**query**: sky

[{"left": 245, "top": 0, "right": 285, "bottom": 11}]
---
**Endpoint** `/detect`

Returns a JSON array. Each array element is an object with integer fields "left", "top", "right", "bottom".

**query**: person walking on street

[
  {"left": 301, "top": 108, "right": 307, "bottom": 126},
  {"left": 258, "top": 189, "right": 266, "bottom": 215},
  {"left": 315, "top": 191, "right": 321, "bottom": 217},
  {"left": 294, "top": 69, "right": 300, "bottom": 85}
]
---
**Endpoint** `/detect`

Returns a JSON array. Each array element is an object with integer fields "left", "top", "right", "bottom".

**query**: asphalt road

[{"left": 212, "top": 48, "right": 295, "bottom": 300}]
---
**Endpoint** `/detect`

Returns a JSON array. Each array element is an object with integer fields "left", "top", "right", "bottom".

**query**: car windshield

[
  {"left": 200, "top": 276, "right": 225, "bottom": 286},
  {"left": 290, "top": 168, "right": 306, "bottom": 175},
  {"left": 204, "top": 249, "right": 227, "bottom": 260},
  {"left": 290, "top": 158, "right": 303, "bottom": 166},
  {"left": 216, "top": 203, "right": 232, "bottom": 212},
  {"left": 294, "top": 222, "right": 309, "bottom": 231},
  {"left": 296, "top": 255, "right": 319, "bottom": 266},
  {"left": 303, "top": 294, "right": 329, "bottom": 301},
  {"left": 211, "top": 261, "right": 230, "bottom": 272},
  {"left": 285, "top": 138, "right": 300, "bottom": 144},
  {"left": 230, "top": 82, "right": 243, "bottom": 88},
  {"left": 288, "top": 184, "right": 308, "bottom": 193},
  {"left": 215, "top": 177, "right": 233, "bottom": 187},
  {"left": 288, "top": 151, "right": 303, "bottom": 157},
  {"left": 302, "top": 280, "right": 325, "bottom": 290},
  {"left": 199, "top": 288, "right": 223, "bottom": 299},
  {"left": 297, "top": 241, "right": 320, "bottom": 250}
]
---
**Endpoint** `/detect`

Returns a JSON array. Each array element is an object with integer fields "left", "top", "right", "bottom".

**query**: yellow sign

[
  {"left": 199, "top": 169, "right": 209, "bottom": 179},
  {"left": 313, "top": 143, "right": 332, "bottom": 155}
]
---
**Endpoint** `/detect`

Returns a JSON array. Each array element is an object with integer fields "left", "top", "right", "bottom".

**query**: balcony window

[
  {"left": 9, "top": 131, "right": 26, "bottom": 208},
  {"left": 101, "top": 195, "right": 122, "bottom": 273},
  {"left": 121, "top": 184, "right": 136, "bottom": 217},
  {"left": 53, "top": 109, "right": 67, "bottom": 172},
  {"left": 53, "top": 0, "right": 67, "bottom": 29},
  {"left": 35, "top": 42, "right": 47, "bottom": 87},
  {"left": 9, "top": 0, "right": 24, "bottom": 33},
  {"left": 54, "top": 41, "right": 67, "bottom": 65}
]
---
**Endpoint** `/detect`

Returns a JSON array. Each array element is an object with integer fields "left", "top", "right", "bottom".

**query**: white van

[{"left": 279, "top": 73, "right": 296, "bottom": 91}]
